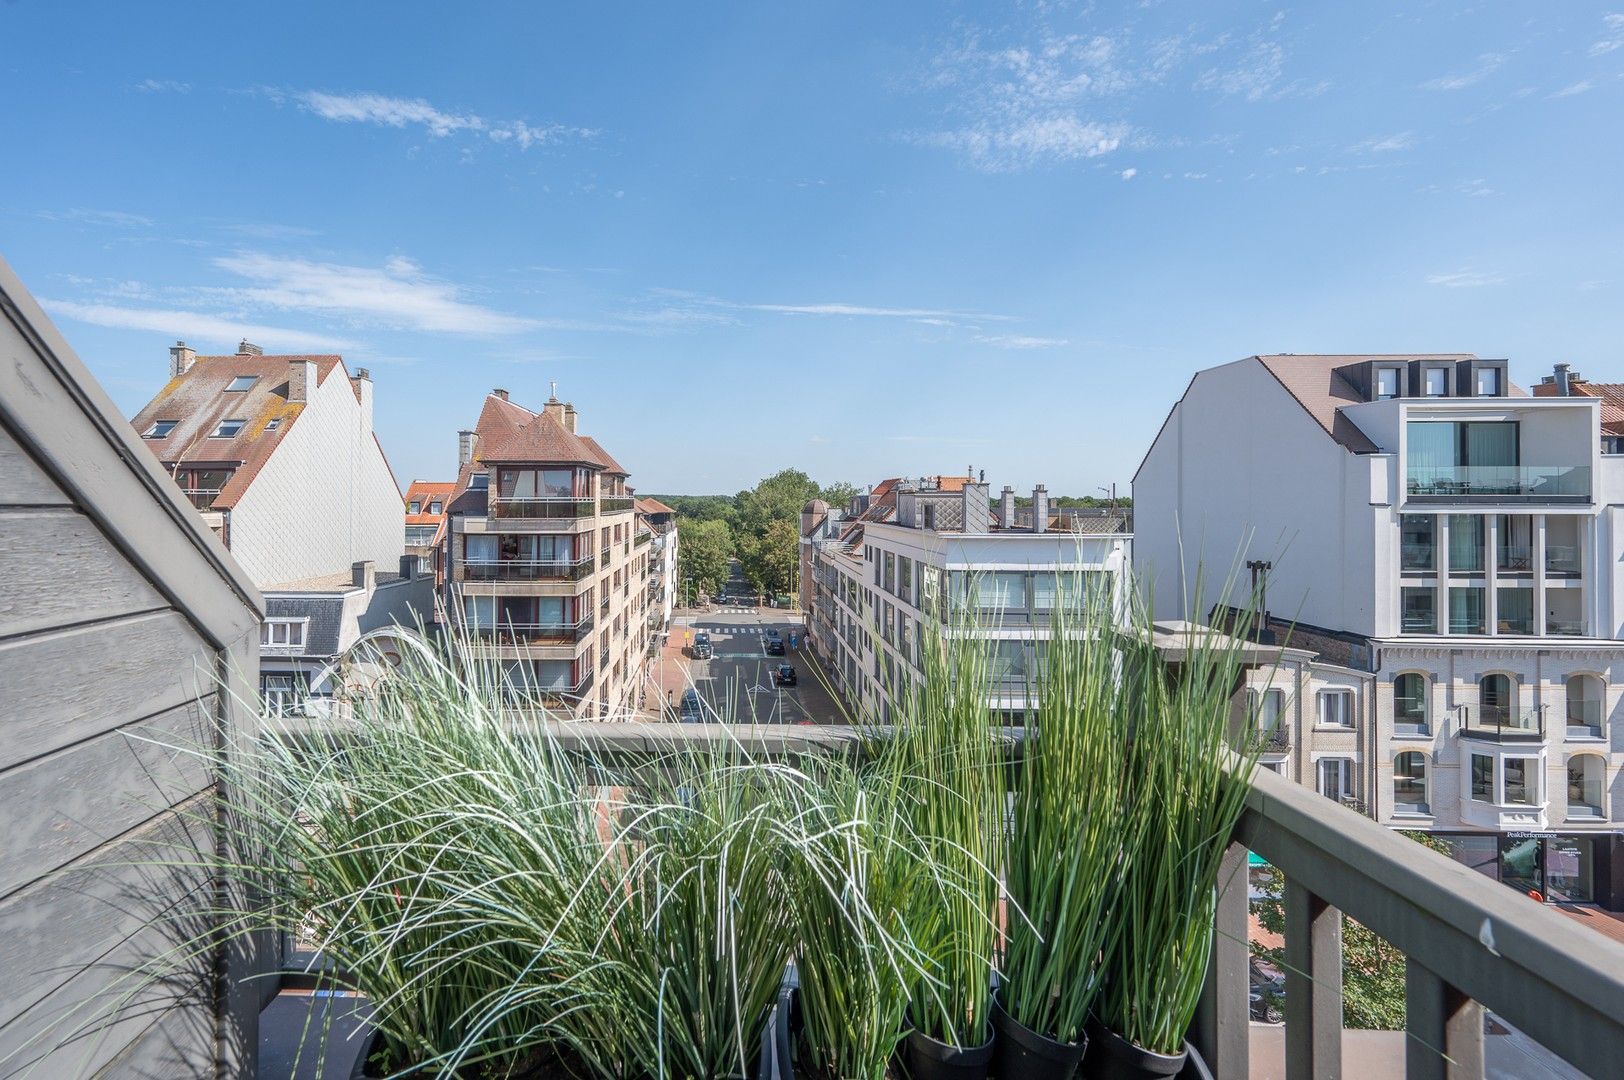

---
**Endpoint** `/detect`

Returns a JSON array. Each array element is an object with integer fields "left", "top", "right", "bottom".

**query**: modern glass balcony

[
  {"left": 1566, "top": 699, "right": 1604, "bottom": 740},
  {"left": 465, "top": 616, "right": 595, "bottom": 645},
  {"left": 1460, "top": 704, "right": 1544, "bottom": 741},
  {"left": 600, "top": 495, "right": 635, "bottom": 513},
  {"left": 462, "top": 556, "right": 593, "bottom": 582},
  {"left": 1546, "top": 544, "right": 1582, "bottom": 575},
  {"left": 1405, "top": 465, "right": 1591, "bottom": 502},
  {"left": 491, "top": 496, "right": 596, "bottom": 519}
]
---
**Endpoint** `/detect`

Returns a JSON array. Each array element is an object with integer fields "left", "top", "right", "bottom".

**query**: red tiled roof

[
  {"left": 405, "top": 480, "right": 455, "bottom": 525},
  {"left": 473, "top": 394, "right": 612, "bottom": 468},
  {"left": 578, "top": 435, "right": 627, "bottom": 475},
  {"left": 1541, "top": 380, "right": 1624, "bottom": 435},
  {"left": 130, "top": 353, "right": 351, "bottom": 509},
  {"left": 636, "top": 497, "right": 677, "bottom": 515}
]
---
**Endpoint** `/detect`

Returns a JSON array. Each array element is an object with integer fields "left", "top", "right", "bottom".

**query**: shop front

[{"left": 1437, "top": 831, "right": 1624, "bottom": 909}]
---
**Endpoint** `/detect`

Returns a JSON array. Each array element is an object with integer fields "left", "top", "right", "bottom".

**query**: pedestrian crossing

[
  {"left": 696, "top": 624, "right": 784, "bottom": 635},
  {"left": 713, "top": 607, "right": 755, "bottom": 614}
]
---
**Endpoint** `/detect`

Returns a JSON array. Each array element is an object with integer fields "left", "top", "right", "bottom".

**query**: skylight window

[
  {"left": 225, "top": 375, "right": 257, "bottom": 392},
  {"left": 144, "top": 420, "right": 177, "bottom": 438},
  {"left": 211, "top": 419, "right": 246, "bottom": 438},
  {"left": 264, "top": 418, "right": 282, "bottom": 432}
]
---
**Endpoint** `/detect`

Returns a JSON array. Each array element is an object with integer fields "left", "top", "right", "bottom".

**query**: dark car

[
  {"left": 679, "top": 689, "right": 703, "bottom": 723},
  {"left": 773, "top": 664, "right": 796, "bottom": 687},
  {"left": 691, "top": 632, "right": 713, "bottom": 659},
  {"left": 765, "top": 631, "right": 785, "bottom": 656}
]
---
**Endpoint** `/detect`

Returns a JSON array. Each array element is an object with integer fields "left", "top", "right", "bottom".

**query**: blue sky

[{"left": 3, "top": 2, "right": 1622, "bottom": 495}]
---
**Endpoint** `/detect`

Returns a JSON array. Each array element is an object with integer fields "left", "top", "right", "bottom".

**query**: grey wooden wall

[{"left": 0, "top": 257, "right": 266, "bottom": 1078}]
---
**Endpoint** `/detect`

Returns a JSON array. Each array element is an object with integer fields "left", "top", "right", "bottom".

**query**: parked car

[
  {"left": 691, "top": 632, "right": 713, "bottom": 659},
  {"left": 773, "top": 664, "right": 796, "bottom": 687},
  {"left": 765, "top": 631, "right": 785, "bottom": 656},
  {"left": 679, "top": 689, "right": 703, "bottom": 723}
]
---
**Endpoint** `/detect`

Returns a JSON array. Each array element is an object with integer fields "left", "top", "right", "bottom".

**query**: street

[{"left": 651, "top": 604, "right": 848, "bottom": 725}]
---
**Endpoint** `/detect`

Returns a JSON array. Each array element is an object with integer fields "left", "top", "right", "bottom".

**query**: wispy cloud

[
  {"left": 1194, "top": 41, "right": 1287, "bottom": 101},
  {"left": 1426, "top": 269, "right": 1504, "bottom": 288},
  {"left": 219, "top": 221, "right": 321, "bottom": 240},
  {"left": 1120, "top": 167, "right": 1137, "bottom": 180},
  {"left": 1590, "top": 13, "right": 1624, "bottom": 56},
  {"left": 133, "top": 78, "right": 190, "bottom": 94},
  {"left": 40, "top": 298, "right": 354, "bottom": 352},
  {"left": 274, "top": 89, "right": 592, "bottom": 149},
  {"left": 37, "top": 207, "right": 153, "bottom": 228},
  {"left": 1419, "top": 53, "right": 1504, "bottom": 91},
  {"left": 1550, "top": 80, "right": 1593, "bottom": 99},
  {"left": 743, "top": 301, "right": 1013, "bottom": 321},
  {"left": 1353, "top": 131, "right": 1417, "bottom": 154},
  {"left": 917, "top": 117, "right": 1128, "bottom": 171},
  {"left": 976, "top": 334, "right": 1069, "bottom": 349},
  {"left": 209, "top": 252, "right": 536, "bottom": 334}
]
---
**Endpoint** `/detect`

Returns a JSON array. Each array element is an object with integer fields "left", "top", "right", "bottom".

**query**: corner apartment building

[
  {"left": 443, "top": 390, "right": 654, "bottom": 718},
  {"left": 803, "top": 475, "right": 1131, "bottom": 723},
  {"left": 1135, "top": 353, "right": 1624, "bottom": 908},
  {"left": 132, "top": 340, "right": 429, "bottom": 713},
  {"left": 636, "top": 497, "right": 681, "bottom": 634}
]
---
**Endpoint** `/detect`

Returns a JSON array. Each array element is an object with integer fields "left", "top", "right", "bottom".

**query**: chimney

[
  {"left": 351, "top": 367, "right": 373, "bottom": 432},
  {"left": 960, "top": 480, "right": 990, "bottom": 533},
  {"left": 168, "top": 340, "right": 196, "bottom": 378},
  {"left": 492, "top": 387, "right": 509, "bottom": 401},
  {"left": 287, "top": 359, "right": 316, "bottom": 403},
  {"left": 999, "top": 486, "right": 1016, "bottom": 529},
  {"left": 563, "top": 402, "right": 578, "bottom": 433},
  {"left": 352, "top": 560, "right": 375, "bottom": 591},
  {"left": 399, "top": 555, "right": 418, "bottom": 580},
  {"left": 1555, "top": 363, "right": 1572, "bottom": 396},
  {"left": 458, "top": 429, "right": 478, "bottom": 466},
  {"left": 237, "top": 339, "right": 263, "bottom": 356},
  {"left": 1032, "top": 484, "right": 1050, "bottom": 534}
]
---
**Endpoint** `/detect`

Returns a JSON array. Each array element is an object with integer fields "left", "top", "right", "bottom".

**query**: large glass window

[
  {"left": 1393, "top": 752, "right": 1429, "bottom": 815},
  {"left": 1545, "top": 838, "right": 1594, "bottom": 903},
  {"left": 980, "top": 572, "right": 1027, "bottom": 610},
  {"left": 1448, "top": 587, "right": 1485, "bottom": 634},
  {"left": 1496, "top": 515, "right": 1533, "bottom": 573},
  {"left": 1476, "top": 367, "right": 1502, "bottom": 396},
  {"left": 898, "top": 557, "right": 912, "bottom": 604},
  {"left": 1317, "top": 758, "right": 1354, "bottom": 802},
  {"left": 1448, "top": 516, "right": 1484, "bottom": 572},
  {"left": 1504, "top": 758, "right": 1535, "bottom": 805},
  {"left": 1496, "top": 587, "right": 1534, "bottom": 635},
  {"left": 1376, "top": 367, "right": 1400, "bottom": 399},
  {"left": 1424, "top": 367, "right": 1449, "bottom": 396},
  {"left": 1394, "top": 673, "right": 1428, "bottom": 733},
  {"left": 1470, "top": 754, "right": 1494, "bottom": 801},
  {"left": 1251, "top": 688, "right": 1285, "bottom": 740},
  {"left": 1566, "top": 674, "right": 1604, "bottom": 737},
  {"left": 1401, "top": 587, "right": 1436, "bottom": 633},
  {"left": 1401, "top": 515, "right": 1435, "bottom": 571},
  {"left": 1567, "top": 755, "right": 1605, "bottom": 818},
  {"left": 1479, "top": 673, "right": 1512, "bottom": 725}
]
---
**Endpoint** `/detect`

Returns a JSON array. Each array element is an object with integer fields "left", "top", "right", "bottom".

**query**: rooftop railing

[
  {"left": 1405, "top": 465, "right": 1591, "bottom": 502},
  {"left": 491, "top": 496, "right": 595, "bottom": 519}
]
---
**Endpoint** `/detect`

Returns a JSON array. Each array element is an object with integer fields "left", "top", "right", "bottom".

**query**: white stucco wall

[{"left": 229, "top": 368, "right": 404, "bottom": 588}]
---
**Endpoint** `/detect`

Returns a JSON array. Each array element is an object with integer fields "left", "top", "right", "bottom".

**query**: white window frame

[
  {"left": 1250, "top": 687, "right": 1285, "bottom": 736},
  {"left": 211, "top": 419, "right": 246, "bottom": 438},
  {"left": 225, "top": 375, "right": 257, "bottom": 392},
  {"left": 1316, "top": 688, "right": 1355, "bottom": 729},
  {"left": 1316, "top": 757, "right": 1355, "bottom": 802},
  {"left": 260, "top": 618, "right": 308, "bottom": 650},
  {"left": 144, "top": 420, "right": 178, "bottom": 439},
  {"left": 1391, "top": 751, "right": 1431, "bottom": 817}
]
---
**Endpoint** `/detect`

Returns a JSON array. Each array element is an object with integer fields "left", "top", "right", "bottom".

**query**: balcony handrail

[
  {"left": 1405, "top": 464, "right": 1591, "bottom": 500},
  {"left": 1457, "top": 702, "right": 1545, "bottom": 738},
  {"left": 464, "top": 556, "right": 592, "bottom": 568}
]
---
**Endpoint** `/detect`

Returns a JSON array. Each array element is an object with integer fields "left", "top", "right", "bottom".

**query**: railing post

[
  {"left": 1405, "top": 959, "right": 1483, "bottom": 1080},
  {"left": 1194, "top": 841, "right": 1249, "bottom": 1079},
  {"left": 1284, "top": 881, "right": 1342, "bottom": 1080}
]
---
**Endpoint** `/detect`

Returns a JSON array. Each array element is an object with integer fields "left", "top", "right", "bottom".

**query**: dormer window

[
  {"left": 225, "top": 375, "right": 257, "bottom": 392},
  {"left": 1375, "top": 367, "right": 1401, "bottom": 400},
  {"left": 470, "top": 473, "right": 489, "bottom": 491},
  {"left": 1476, "top": 367, "right": 1502, "bottom": 396},
  {"left": 408, "top": 501, "right": 422, "bottom": 514},
  {"left": 429, "top": 501, "right": 443, "bottom": 514},
  {"left": 264, "top": 417, "right": 282, "bottom": 432},
  {"left": 144, "top": 420, "right": 177, "bottom": 439},
  {"left": 211, "top": 419, "right": 245, "bottom": 438},
  {"left": 1424, "top": 367, "right": 1449, "bottom": 396}
]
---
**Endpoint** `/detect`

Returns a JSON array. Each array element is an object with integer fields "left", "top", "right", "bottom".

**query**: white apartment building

[
  {"left": 132, "top": 340, "right": 429, "bottom": 713},
  {"left": 804, "top": 476, "right": 1131, "bottom": 723},
  {"left": 442, "top": 390, "right": 656, "bottom": 719},
  {"left": 1135, "top": 354, "right": 1624, "bottom": 909},
  {"left": 636, "top": 498, "right": 681, "bottom": 635}
]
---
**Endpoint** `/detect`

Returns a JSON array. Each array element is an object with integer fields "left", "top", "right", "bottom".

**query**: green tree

[
  {"left": 676, "top": 519, "right": 734, "bottom": 599},
  {"left": 820, "top": 481, "right": 861, "bottom": 509},
  {"left": 733, "top": 470, "right": 821, "bottom": 595},
  {"left": 647, "top": 494, "right": 737, "bottom": 528},
  {"left": 1251, "top": 830, "right": 1450, "bottom": 1029}
]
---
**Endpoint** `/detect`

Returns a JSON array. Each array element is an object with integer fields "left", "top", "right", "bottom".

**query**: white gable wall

[{"left": 229, "top": 370, "right": 404, "bottom": 587}]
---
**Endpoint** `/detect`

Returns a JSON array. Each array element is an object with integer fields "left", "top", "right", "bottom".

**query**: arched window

[
  {"left": 1394, "top": 673, "right": 1428, "bottom": 735},
  {"left": 1566, "top": 674, "right": 1605, "bottom": 739},
  {"left": 1394, "top": 752, "right": 1430, "bottom": 815},
  {"left": 1479, "top": 673, "right": 1513, "bottom": 728},
  {"left": 1567, "top": 754, "right": 1606, "bottom": 819}
]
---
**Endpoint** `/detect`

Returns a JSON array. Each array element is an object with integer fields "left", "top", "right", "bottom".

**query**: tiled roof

[
  {"left": 1552, "top": 381, "right": 1624, "bottom": 435},
  {"left": 579, "top": 435, "right": 627, "bottom": 475},
  {"left": 473, "top": 393, "right": 612, "bottom": 468},
  {"left": 636, "top": 497, "right": 677, "bottom": 515},
  {"left": 130, "top": 353, "right": 349, "bottom": 509},
  {"left": 405, "top": 480, "right": 455, "bottom": 525}
]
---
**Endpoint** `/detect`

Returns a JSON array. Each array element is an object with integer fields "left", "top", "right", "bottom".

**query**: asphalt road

[{"left": 660, "top": 606, "right": 845, "bottom": 725}]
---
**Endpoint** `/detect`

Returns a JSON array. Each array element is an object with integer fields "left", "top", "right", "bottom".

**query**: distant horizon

[{"left": 4, "top": 2, "right": 1621, "bottom": 492}]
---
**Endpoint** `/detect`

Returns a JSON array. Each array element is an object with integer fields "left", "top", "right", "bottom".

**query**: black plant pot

[
  {"left": 1080, "top": 1021, "right": 1190, "bottom": 1080},
  {"left": 990, "top": 997, "right": 1086, "bottom": 1080},
  {"left": 905, "top": 1025, "right": 996, "bottom": 1080}
]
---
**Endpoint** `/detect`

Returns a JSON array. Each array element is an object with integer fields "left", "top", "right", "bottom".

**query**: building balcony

[
  {"left": 181, "top": 487, "right": 226, "bottom": 510},
  {"left": 634, "top": 530, "right": 652, "bottom": 546},
  {"left": 491, "top": 497, "right": 596, "bottom": 519},
  {"left": 600, "top": 495, "right": 635, "bottom": 514},
  {"left": 464, "top": 616, "right": 595, "bottom": 647},
  {"left": 1458, "top": 704, "right": 1544, "bottom": 742},
  {"left": 460, "top": 556, "right": 593, "bottom": 583},
  {"left": 1405, "top": 465, "right": 1591, "bottom": 503}
]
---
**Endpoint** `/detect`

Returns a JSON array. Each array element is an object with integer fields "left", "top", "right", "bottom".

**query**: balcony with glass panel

[
  {"left": 1405, "top": 418, "right": 1591, "bottom": 503},
  {"left": 1546, "top": 589, "right": 1585, "bottom": 636},
  {"left": 1459, "top": 703, "right": 1544, "bottom": 742},
  {"left": 1546, "top": 516, "right": 1582, "bottom": 576}
]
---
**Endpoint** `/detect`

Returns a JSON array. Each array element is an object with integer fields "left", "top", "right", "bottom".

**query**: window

[
  {"left": 1317, "top": 758, "right": 1354, "bottom": 802},
  {"left": 983, "top": 572, "right": 1028, "bottom": 611},
  {"left": 1251, "top": 688, "right": 1285, "bottom": 739},
  {"left": 408, "top": 501, "right": 422, "bottom": 514},
  {"left": 899, "top": 557, "right": 912, "bottom": 604},
  {"left": 1375, "top": 367, "right": 1400, "bottom": 399},
  {"left": 225, "top": 375, "right": 257, "bottom": 392},
  {"left": 429, "top": 500, "right": 443, "bottom": 514},
  {"left": 264, "top": 417, "right": 281, "bottom": 432},
  {"left": 470, "top": 472, "right": 489, "bottom": 491},
  {"left": 1567, "top": 755, "right": 1605, "bottom": 818},
  {"left": 883, "top": 552, "right": 895, "bottom": 594},
  {"left": 1448, "top": 515, "right": 1484, "bottom": 572},
  {"left": 211, "top": 419, "right": 245, "bottom": 438},
  {"left": 1401, "top": 587, "right": 1436, "bottom": 633},
  {"left": 260, "top": 619, "right": 306, "bottom": 649},
  {"left": 1393, "top": 752, "right": 1429, "bottom": 815},
  {"left": 144, "top": 420, "right": 177, "bottom": 438},
  {"left": 1317, "top": 689, "right": 1354, "bottom": 728},
  {"left": 1470, "top": 754, "right": 1494, "bottom": 801},
  {"left": 1424, "top": 367, "right": 1449, "bottom": 396},
  {"left": 1479, "top": 673, "right": 1512, "bottom": 726},
  {"left": 405, "top": 525, "right": 438, "bottom": 546},
  {"left": 1566, "top": 674, "right": 1604, "bottom": 737},
  {"left": 1476, "top": 367, "right": 1502, "bottom": 396},
  {"left": 1394, "top": 673, "right": 1428, "bottom": 734},
  {"left": 1407, "top": 420, "right": 1519, "bottom": 474},
  {"left": 1496, "top": 587, "right": 1533, "bottom": 635},
  {"left": 261, "top": 674, "right": 299, "bottom": 714},
  {"left": 1400, "top": 515, "right": 1435, "bottom": 572},
  {"left": 1448, "top": 587, "right": 1485, "bottom": 634},
  {"left": 1503, "top": 758, "right": 1536, "bottom": 805}
]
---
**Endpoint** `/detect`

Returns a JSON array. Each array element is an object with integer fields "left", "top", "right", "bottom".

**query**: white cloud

[
  {"left": 40, "top": 298, "right": 355, "bottom": 352},
  {"left": 976, "top": 334, "right": 1069, "bottom": 349},
  {"left": 287, "top": 90, "right": 590, "bottom": 148},
  {"left": 210, "top": 252, "right": 536, "bottom": 334},
  {"left": 37, "top": 208, "right": 153, "bottom": 228},
  {"left": 1419, "top": 53, "right": 1505, "bottom": 91},
  {"left": 1550, "top": 80, "right": 1593, "bottom": 99},
  {"left": 1120, "top": 167, "right": 1138, "bottom": 180},
  {"left": 1590, "top": 13, "right": 1624, "bottom": 56},
  {"left": 922, "top": 117, "right": 1128, "bottom": 171},
  {"left": 134, "top": 78, "right": 190, "bottom": 94},
  {"left": 1354, "top": 132, "right": 1417, "bottom": 153},
  {"left": 1194, "top": 41, "right": 1286, "bottom": 101},
  {"left": 1426, "top": 270, "right": 1504, "bottom": 288}
]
